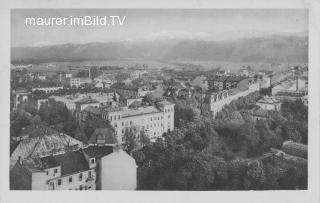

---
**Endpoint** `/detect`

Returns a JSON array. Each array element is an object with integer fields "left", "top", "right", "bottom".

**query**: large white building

[
  {"left": 78, "top": 101, "right": 175, "bottom": 142},
  {"left": 50, "top": 91, "right": 118, "bottom": 112}
]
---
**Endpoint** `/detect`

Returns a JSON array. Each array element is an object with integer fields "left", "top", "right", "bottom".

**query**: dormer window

[{"left": 91, "top": 158, "right": 95, "bottom": 164}]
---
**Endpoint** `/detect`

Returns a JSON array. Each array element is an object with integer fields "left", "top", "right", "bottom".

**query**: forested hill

[{"left": 12, "top": 35, "right": 308, "bottom": 64}]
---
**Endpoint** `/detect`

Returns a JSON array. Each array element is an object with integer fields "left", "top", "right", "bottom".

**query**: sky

[{"left": 11, "top": 9, "right": 308, "bottom": 47}]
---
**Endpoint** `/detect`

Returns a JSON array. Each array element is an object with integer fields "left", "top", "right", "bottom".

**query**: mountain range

[{"left": 11, "top": 35, "right": 308, "bottom": 64}]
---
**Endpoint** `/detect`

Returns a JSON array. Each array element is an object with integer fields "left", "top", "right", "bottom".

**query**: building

[
  {"left": 50, "top": 91, "right": 118, "bottom": 112},
  {"left": 111, "top": 83, "right": 153, "bottom": 98},
  {"left": 100, "top": 149, "right": 137, "bottom": 190},
  {"left": 13, "top": 89, "right": 31, "bottom": 110},
  {"left": 256, "top": 96, "right": 281, "bottom": 111},
  {"left": 32, "top": 86, "right": 63, "bottom": 94},
  {"left": 70, "top": 77, "right": 81, "bottom": 88},
  {"left": 275, "top": 90, "right": 307, "bottom": 102},
  {"left": 10, "top": 131, "right": 83, "bottom": 169},
  {"left": 11, "top": 144, "right": 137, "bottom": 190},
  {"left": 65, "top": 73, "right": 72, "bottom": 78},
  {"left": 87, "top": 128, "right": 117, "bottom": 146},
  {"left": 202, "top": 80, "right": 260, "bottom": 118},
  {"left": 205, "top": 76, "right": 242, "bottom": 92},
  {"left": 77, "top": 101, "right": 175, "bottom": 142},
  {"left": 11, "top": 150, "right": 97, "bottom": 190},
  {"left": 238, "top": 66, "right": 255, "bottom": 77}
]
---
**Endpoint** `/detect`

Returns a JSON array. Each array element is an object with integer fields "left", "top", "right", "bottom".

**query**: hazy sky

[{"left": 11, "top": 9, "right": 308, "bottom": 47}]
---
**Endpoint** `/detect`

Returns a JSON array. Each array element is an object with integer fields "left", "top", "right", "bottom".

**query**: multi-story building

[
  {"left": 202, "top": 80, "right": 260, "bottom": 118},
  {"left": 70, "top": 77, "right": 81, "bottom": 88},
  {"left": 77, "top": 101, "right": 175, "bottom": 142},
  {"left": 111, "top": 83, "right": 152, "bottom": 98},
  {"left": 10, "top": 131, "right": 83, "bottom": 169},
  {"left": 10, "top": 145, "right": 137, "bottom": 190},
  {"left": 32, "top": 86, "right": 63, "bottom": 94},
  {"left": 50, "top": 91, "right": 118, "bottom": 112},
  {"left": 13, "top": 89, "right": 31, "bottom": 110},
  {"left": 206, "top": 76, "right": 242, "bottom": 92},
  {"left": 10, "top": 150, "right": 97, "bottom": 190}
]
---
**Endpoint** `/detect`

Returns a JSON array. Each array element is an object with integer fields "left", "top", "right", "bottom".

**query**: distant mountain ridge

[{"left": 11, "top": 35, "right": 308, "bottom": 64}]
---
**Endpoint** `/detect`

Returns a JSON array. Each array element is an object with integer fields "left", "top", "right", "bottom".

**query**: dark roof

[
  {"left": 87, "top": 128, "right": 117, "bottom": 145},
  {"left": 53, "top": 150, "right": 90, "bottom": 176},
  {"left": 38, "top": 156, "right": 60, "bottom": 169},
  {"left": 83, "top": 145, "right": 113, "bottom": 158}
]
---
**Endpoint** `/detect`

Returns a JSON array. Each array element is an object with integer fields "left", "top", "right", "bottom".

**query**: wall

[{"left": 100, "top": 150, "right": 137, "bottom": 190}]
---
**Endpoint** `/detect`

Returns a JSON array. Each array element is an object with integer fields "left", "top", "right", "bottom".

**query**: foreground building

[{"left": 10, "top": 145, "right": 137, "bottom": 190}]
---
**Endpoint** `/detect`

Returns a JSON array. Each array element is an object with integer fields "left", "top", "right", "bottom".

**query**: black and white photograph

[{"left": 1, "top": 0, "right": 320, "bottom": 203}]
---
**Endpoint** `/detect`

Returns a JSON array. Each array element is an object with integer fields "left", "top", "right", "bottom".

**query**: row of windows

[
  {"left": 57, "top": 171, "right": 92, "bottom": 186},
  {"left": 164, "top": 107, "right": 174, "bottom": 113}
]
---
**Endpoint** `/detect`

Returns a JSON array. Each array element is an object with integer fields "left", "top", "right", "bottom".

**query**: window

[
  {"left": 80, "top": 185, "right": 83, "bottom": 190},
  {"left": 79, "top": 173, "right": 83, "bottom": 181},
  {"left": 58, "top": 179, "right": 62, "bottom": 186},
  {"left": 115, "top": 123, "right": 117, "bottom": 127},
  {"left": 46, "top": 171, "right": 49, "bottom": 175},
  {"left": 110, "top": 116, "right": 112, "bottom": 121},
  {"left": 114, "top": 115, "right": 116, "bottom": 120},
  {"left": 168, "top": 115, "right": 170, "bottom": 119},
  {"left": 118, "top": 115, "right": 120, "bottom": 119},
  {"left": 130, "top": 121, "right": 132, "bottom": 125},
  {"left": 88, "top": 171, "right": 92, "bottom": 178},
  {"left": 122, "top": 122, "right": 124, "bottom": 126},
  {"left": 69, "top": 177, "right": 73, "bottom": 183},
  {"left": 158, "top": 117, "right": 159, "bottom": 120},
  {"left": 151, "top": 117, "right": 152, "bottom": 121},
  {"left": 54, "top": 168, "right": 58, "bottom": 173},
  {"left": 91, "top": 159, "right": 95, "bottom": 164}
]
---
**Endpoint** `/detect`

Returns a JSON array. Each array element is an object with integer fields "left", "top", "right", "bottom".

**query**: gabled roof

[
  {"left": 53, "top": 150, "right": 90, "bottom": 176},
  {"left": 10, "top": 133, "right": 83, "bottom": 168},
  {"left": 87, "top": 128, "right": 117, "bottom": 145},
  {"left": 83, "top": 145, "right": 113, "bottom": 158}
]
